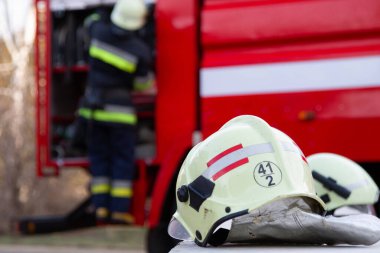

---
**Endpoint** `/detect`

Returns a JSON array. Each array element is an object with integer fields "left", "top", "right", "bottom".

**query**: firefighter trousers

[{"left": 88, "top": 120, "right": 136, "bottom": 223}]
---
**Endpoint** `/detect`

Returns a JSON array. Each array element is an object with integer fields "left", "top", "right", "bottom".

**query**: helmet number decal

[{"left": 254, "top": 161, "right": 282, "bottom": 188}]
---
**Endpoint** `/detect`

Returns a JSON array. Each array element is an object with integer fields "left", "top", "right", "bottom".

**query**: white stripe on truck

[{"left": 201, "top": 55, "right": 380, "bottom": 97}]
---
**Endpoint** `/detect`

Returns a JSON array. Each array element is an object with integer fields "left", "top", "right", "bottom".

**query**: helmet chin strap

[{"left": 226, "top": 197, "right": 380, "bottom": 246}]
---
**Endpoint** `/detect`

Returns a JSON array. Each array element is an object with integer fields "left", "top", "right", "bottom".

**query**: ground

[{"left": 0, "top": 225, "right": 146, "bottom": 253}]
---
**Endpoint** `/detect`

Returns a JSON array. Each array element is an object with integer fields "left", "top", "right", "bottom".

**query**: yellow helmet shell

[
  {"left": 111, "top": 0, "right": 147, "bottom": 31},
  {"left": 169, "top": 115, "right": 325, "bottom": 246}
]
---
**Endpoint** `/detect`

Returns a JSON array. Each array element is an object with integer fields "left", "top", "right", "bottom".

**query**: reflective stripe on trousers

[
  {"left": 111, "top": 180, "right": 133, "bottom": 198},
  {"left": 91, "top": 177, "right": 110, "bottom": 194},
  {"left": 91, "top": 177, "right": 133, "bottom": 210},
  {"left": 91, "top": 178, "right": 133, "bottom": 196}
]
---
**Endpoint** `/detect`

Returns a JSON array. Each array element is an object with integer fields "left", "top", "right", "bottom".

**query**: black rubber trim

[
  {"left": 312, "top": 171, "right": 351, "bottom": 199},
  {"left": 320, "top": 194, "right": 331, "bottom": 204},
  {"left": 188, "top": 176, "right": 215, "bottom": 211},
  {"left": 194, "top": 209, "right": 248, "bottom": 247},
  {"left": 208, "top": 228, "right": 230, "bottom": 247}
]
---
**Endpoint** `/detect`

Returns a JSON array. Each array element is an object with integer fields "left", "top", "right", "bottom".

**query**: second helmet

[{"left": 308, "top": 153, "right": 379, "bottom": 214}]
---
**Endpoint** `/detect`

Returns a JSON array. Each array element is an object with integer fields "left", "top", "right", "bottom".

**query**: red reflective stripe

[
  {"left": 292, "top": 141, "right": 308, "bottom": 164},
  {"left": 292, "top": 141, "right": 300, "bottom": 150},
  {"left": 211, "top": 157, "right": 249, "bottom": 181},
  {"left": 302, "top": 155, "right": 308, "bottom": 164},
  {"left": 207, "top": 144, "right": 243, "bottom": 167}
]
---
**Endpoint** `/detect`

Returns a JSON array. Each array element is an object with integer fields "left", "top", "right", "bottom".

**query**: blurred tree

[
  {"left": 0, "top": 0, "right": 90, "bottom": 234},
  {"left": 0, "top": 0, "right": 36, "bottom": 232}
]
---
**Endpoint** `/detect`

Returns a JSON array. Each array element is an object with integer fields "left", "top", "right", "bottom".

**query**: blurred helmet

[
  {"left": 168, "top": 115, "right": 325, "bottom": 246},
  {"left": 308, "top": 153, "right": 379, "bottom": 215},
  {"left": 111, "top": 0, "right": 147, "bottom": 31}
]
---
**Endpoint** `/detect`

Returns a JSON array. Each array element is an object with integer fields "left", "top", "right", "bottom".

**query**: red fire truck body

[
  {"left": 34, "top": 0, "right": 380, "bottom": 251},
  {"left": 153, "top": 0, "right": 380, "bottom": 228}
]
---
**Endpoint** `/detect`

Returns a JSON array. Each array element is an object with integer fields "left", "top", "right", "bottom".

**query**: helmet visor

[{"left": 168, "top": 217, "right": 192, "bottom": 241}]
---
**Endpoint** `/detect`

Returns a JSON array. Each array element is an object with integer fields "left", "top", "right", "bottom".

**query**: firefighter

[
  {"left": 308, "top": 153, "right": 379, "bottom": 216},
  {"left": 79, "top": 0, "right": 153, "bottom": 225}
]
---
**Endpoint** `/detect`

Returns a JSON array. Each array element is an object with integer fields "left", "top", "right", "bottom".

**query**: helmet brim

[{"left": 168, "top": 216, "right": 192, "bottom": 241}]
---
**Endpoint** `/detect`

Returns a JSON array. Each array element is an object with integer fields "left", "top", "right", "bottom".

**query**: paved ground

[
  {"left": 3, "top": 227, "right": 380, "bottom": 253},
  {"left": 0, "top": 246, "right": 144, "bottom": 253},
  {"left": 0, "top": 226, "right": 146, "bottom": 253}
]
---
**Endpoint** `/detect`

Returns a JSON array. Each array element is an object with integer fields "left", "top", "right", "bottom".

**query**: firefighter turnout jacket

[{"left": 79, "top": 13, "right": 153, "bottom": 125}]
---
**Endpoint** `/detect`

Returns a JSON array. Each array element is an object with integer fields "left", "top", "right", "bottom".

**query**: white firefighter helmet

[
  {"left": 168, "top": 115, "right": 325, "bottom": 246},
  {"left": 111, "top": 0, "right": 147, "bottom": 31},
  {"left": 308, "top": 153, "right": 379, "bottom": 215}
]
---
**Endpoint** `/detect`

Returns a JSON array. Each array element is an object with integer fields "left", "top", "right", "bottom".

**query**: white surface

[
  {"left": 171, "top": 241, "right": 380, "bottom": 253},
  {"left": 201, "top": 55, "right": 380, "bottom": 97},
  {"left": 51, "top": 0, "right": 117, "bottom": 11},
  {"left": 50, "top": 0, "right": 154, "bottom": 11},
  {"left": 0, "top": 0, "right": 32, "bottom": 35}
]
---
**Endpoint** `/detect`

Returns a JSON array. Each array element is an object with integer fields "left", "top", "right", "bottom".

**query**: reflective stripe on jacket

[
  {"left": 87, "top": 20, "right": 152, "bottom": 91},
  {"left": 89, "top": 39, "right": 138, "bottom": 73},
  {"left": 133, "top": 72, "right": 154, "bottom": 91},
  {"left": 79, "top": 105, "right": 137, "bottom": 125}
]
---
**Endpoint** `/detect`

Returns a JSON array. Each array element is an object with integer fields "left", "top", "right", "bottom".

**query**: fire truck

[{"left": 30, "top": 0, "right": 380, "bottom": 252}]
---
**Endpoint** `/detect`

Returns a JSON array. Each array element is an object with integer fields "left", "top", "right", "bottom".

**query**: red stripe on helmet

[
  {"left": 211, "top": 157, "right": 249, "bottom": 181},
  {"left": 302, "top": 155, "right": 308, "bottom": 164},
  {"left": 207, "top": 144, "right": 243, "bottom": 167}
]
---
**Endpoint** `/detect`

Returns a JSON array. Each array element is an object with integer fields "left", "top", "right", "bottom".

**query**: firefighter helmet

[
  {"left": 168, "top": 115, "right": 325, "bottom": 246},
  {"left": 111, "top": 0, "right": 147, "bottom": 31},
  {"left": 308, "top": 153, "right": 379, "bottom": 214}
]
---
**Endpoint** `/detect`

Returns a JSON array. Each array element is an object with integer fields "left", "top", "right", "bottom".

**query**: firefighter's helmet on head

[
  {"left": 308, "top": 153, "right": 379, "bottom": 215},
  {"left": 168, "top": 115, "right": 325, "bottom": 246},
  {"left": 111, "top": 0, "right": 147, "bottom": 31}
]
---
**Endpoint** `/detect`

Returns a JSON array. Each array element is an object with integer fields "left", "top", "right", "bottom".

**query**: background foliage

[{"left": 0, "top": 5, "right": 90, "bottom": 233}]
